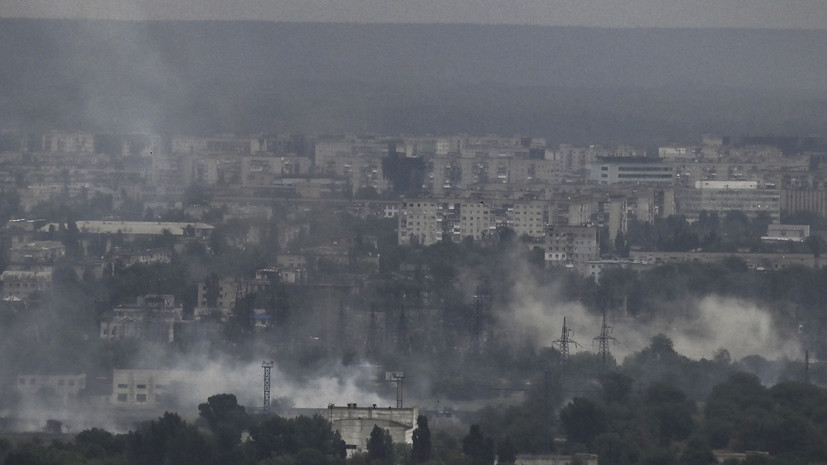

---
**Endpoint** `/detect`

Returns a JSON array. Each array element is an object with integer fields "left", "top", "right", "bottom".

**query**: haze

[{"left": 1, "top": 0, "right": 827, "bottom": 29}]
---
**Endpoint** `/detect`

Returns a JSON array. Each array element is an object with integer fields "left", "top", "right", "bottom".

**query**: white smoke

[
  {"left": 184, "top": 358, "right": 391, "bottom": 410},
  {"left": 495, "top": 254, "right": 801, "bottom": 364}
]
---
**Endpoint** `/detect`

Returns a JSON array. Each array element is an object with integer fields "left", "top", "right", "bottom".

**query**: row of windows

[
  {"left": 3, "top": 282, "right": 50, "bottom": 288},
  {"left": 19, "top": 378, "right": 76, "bottom": 386},
  {"left": 116, "top": 383, "right": 157, "bottom": 389},
  {"left": 116, "top": 393, "right": 147, "bottom": 402}
]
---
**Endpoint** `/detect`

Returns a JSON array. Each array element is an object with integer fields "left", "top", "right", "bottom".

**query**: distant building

[
  {"left": 111, "top": 369, "right": 198, "bottom": 407},
  {"left": 100, "top": 295, "right": 183, "bottom": 343},
  {"left": 324, "top": 405, "right": 418, "bottom": 454},
  {"left": 589, "top": 157, "right": 674, "bottom": 185},
  {"left": 8, "top": 241, "right": 65, "bottom": 265},
  {"left": 545, "top": 225, "right": 600, "bottom": 274},
  {"left": 16, "top": 374, "right": 87, "bottom": 402},
  {"left": 515, "top": 454, "right": 598, "bottom": 465},
  {"left": 676, "top": 181, "right": 780, "bottom": 222},
  {"left": 41, "top": 131, "right": 94, "bottom": 153},
  {"left": 0, "top": 269, "right": 52, "bottom": 301},
  {"left": 398, "top": 201, "right": 442, "bottom": 245},
  {"left": 763, "top": 224, "right": 810, "bottom": 242},
  {"left": 195, "top": 276, "right": 270, "bottom": 319},
  {"left": 38, "top": 221, "right": 214, "bottom": 241},
  {"left": 781, "top": 189, "right": 827, "bottom": 218}
]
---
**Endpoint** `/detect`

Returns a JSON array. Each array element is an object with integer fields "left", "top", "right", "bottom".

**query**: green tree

[
  {"left": 679, "top": 436, "right": 716, "bottom": 465},
  {"left": 497, "top": 437, "right": 517, "bottom": 465},
  {"left": 559, "top": 397, "right": 606, "bottom": 449},
  {"left": 411, "top": 415, "right": 431, "bottom": 464},
  {"left": 593, "top": 433, "right": 638, "bottom": 465},
  {"left": 462, "top": 424, "right": 496, "bottom": 465},
  {"left": 367, "top": 425, "right": 394, "bottom": 465},
  {"left": 644, "top": 383, "right": 695, "bottom": 446},
  {"left": 198, "top": 393, "right": 250, "bottom": 463},
  {"left": 126, "top": 412, "right": 213, "bottom": 465}
]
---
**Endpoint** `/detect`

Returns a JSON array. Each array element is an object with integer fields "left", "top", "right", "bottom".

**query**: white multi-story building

[
  {"left": 589, "top": 157, "right": 675, "bottom": 185},
  {"left": 545, "top": 226, "right": 600, "bottom": 274},
  {"left": 398, "top": 201, "right": 441, "bottom": 245},
  {"left": 677, "top": 181, "right": 781, "bottom": 222},
  {"left": 41, "top": 131, "right": 95, "bottom": 153}
]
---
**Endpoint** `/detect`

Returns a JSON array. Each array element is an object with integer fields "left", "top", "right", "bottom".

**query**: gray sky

[{"left": 2, "top": 0, "right": 827, "bottom": 28}]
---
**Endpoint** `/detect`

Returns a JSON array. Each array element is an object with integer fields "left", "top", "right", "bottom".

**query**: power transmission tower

[
  {"left": 544, "top": 365, "right": 553, "bottom": 453},
  {"left": 553, "top": 316, "right": 580, "bottom": 364},
  {"left": 336, "top": 298, "right": 346, "bottom": 352},
  {"left": 471, "top": 276, "right": 492, "bottom": 353},
  {"left": 367, "top": 305, "right": 380, "bottom": 358},
  {"left": 396, "top": 304, "right": 409, "bottom": 354},
  {"left": 593, "top": 312, "right": 618, "bottom": 369},
  {"left": 262, "top": 360, "right": 274, "bottom": 414}
]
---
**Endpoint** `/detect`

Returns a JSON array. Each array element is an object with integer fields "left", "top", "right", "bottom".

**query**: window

[
  {"left": 136, "top": 384, "right": 147, "bottom": 389},
  {"left": 136, "top": 394, "right": 147, "bottom": 402},
  {"left": 117, "top": 383, "right": 128, "bottom": 388},
  {"left": 117, "top": 393, "right": 127, "bottom": 402}
]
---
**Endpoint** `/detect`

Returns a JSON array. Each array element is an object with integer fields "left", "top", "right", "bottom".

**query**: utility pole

[
  {"left": 262, "top": 360, "right": 274, "bottom": 414},
  {"left": 805, "top": 350, "right": 811, "bottom": 384},
  {"left": 544, "top": 365, "right": 553, "bottom": 453}
]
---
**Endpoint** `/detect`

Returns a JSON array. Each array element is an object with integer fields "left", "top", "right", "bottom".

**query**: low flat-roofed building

[
  {"left": 16, "top": 374, "right": 87, "bottom": 402},
  {"left": 515, "top": 454, "right": 598, "bottom": 465},
  {"left": 323, "top": 405, "right": 418, "bottom": 454},
  {"left": 762, "top": 224, "right": 810, "bottom": 242},
  {"left": 629, "top": 250, "right": 819, "bottom": 270},
  {"left": 8, "top": 241, "right": 65, "bottom": 265},
  {"left": 38, "top": 221, "right": 214, "bottom": 240},
  {"left": 0, "top": 269, "right": 53, "bottom": 301},
  {"left": 111, "top": 369, "right": 199, "bottom": 408}
]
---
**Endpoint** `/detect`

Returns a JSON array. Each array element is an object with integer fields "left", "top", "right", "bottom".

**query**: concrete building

[
  {"left": 590, "top": 157, "right": 675, "bottom": 185},
  {"left": 545, "top": 225, "right": 600, "bottom": 274},
  {"left": 195, "top": 276, "right": 271, "bottom": 319},
  {"left": 16, "top": 374, "right": 87, "bottom": 402},
  {"left": 8, "top": 241, "right": 65, "bottom": 265},
  {"left": 516, "top": 455, "right": 598, "bottom": 465},
  {"left": 763, "top": 224, "right": 810, "bottom": 242},
  {"left": 398, "top": 201, "right": 442, "bottom": 245},
  {"left": 629, "top": 250, "right": 820, "bottom": 270},
  {"left": 0, "top": 269, "right": 53, "bottom": 301},
  {"left": 781, "top": 189, "right": 827, "bottom": 218},
  {"left": 39, "top": 221, "right": 214, "bottom": 244},
  {"left": 100, "top": 295, "right": 183, "bottom": 343},
  {"left": 325, "top": 405, "right": 418, "bottom": 454},
  {"left": 172, "top": 135, "right": 252, "bottom": 154},
  {"left": 111, "top": 369, "right": 199, "bottom": 407},
  {"left": 677, "top": 181, "right": 781, "bottom": 222},
  {"left": 41, "top": 131, "right": 95, "bottom": 153}
]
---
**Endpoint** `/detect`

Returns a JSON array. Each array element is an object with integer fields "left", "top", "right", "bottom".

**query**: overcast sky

[{"left": 1, "top": 0, "right": 827, "bottom": 29}]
